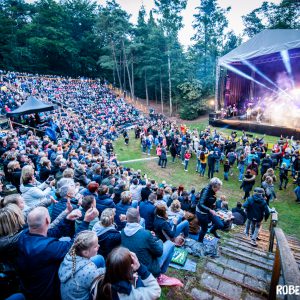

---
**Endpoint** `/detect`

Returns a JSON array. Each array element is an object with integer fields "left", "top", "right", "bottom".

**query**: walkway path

[{"left": 120, "top": 156, "right": 159, "bottom": 164}]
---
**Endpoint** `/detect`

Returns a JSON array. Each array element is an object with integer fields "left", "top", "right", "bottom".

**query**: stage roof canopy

[
  {"left": 7, "top": 96, "right": 55, "bottom": 117},
  {"left": 219, "top": 29, "right": 300, "bottom": 66}
]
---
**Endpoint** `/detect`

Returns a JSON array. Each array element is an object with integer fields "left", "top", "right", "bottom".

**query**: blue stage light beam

[
  {"left": 242, "top": 60, "right": 293, "bottom": 99},
  {"left": 222, "top": 63, "right": 279, "bottom": 94},
  {"left": 280, "top": 50, "right": 294, "bottom": 88}
]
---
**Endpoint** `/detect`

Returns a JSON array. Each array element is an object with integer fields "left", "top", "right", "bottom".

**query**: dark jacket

[
  {"left": 51, "top": 197, "right": 78, "bottom": 222},
  {"left": 93, "top": 223, "right": 121, "bottom": 258},
  {"left": 16, "top": 219, "right": 89, "bottom": 300},
  {"left": 161, "top": 149, "right": 167, "bottom": 160},
  {"left": 260, "top": 158, "right": 273, "bottom": 174},
  {"left": 240, "top": 174, "right": 256, "bottom": 192},
  {"left": 39, "top": 166, "right": 52, "bottom": 182},
  {"left": 232, "top": 207, "right": 247, "bottom": 225},
  {"left": 243, "top": 194, "right": 270, "bottom": 222},
  {"left": 153, "top": 216, "right": 176, "bottom": 242},
  {"left": 197, "top": 185, "right": 216, "bottom": 213},
  {"left": 141, "top": 187, "right": 152, "bottom": 201},
  {"left": 10, "top": 169, "right": 22, "bottom": 192},
  {"left": 74, "top": 168, "right": 90, "bottom": 187},
  {"left": 115, "top": 202, "right": 132, "bottom": 230},
  {"left": 139, "top": 200, "right": 156, "bottom": 230},
  {"left": 96, "top": 194, "right": 116, "bottom": 216},
  {"left": 121, "top": 223, "right": 163, "bottom": 277}
]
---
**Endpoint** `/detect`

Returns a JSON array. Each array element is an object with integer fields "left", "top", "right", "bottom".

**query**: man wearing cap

[{"left": 243, "top": 187, "right": 270, "bottom": 246}]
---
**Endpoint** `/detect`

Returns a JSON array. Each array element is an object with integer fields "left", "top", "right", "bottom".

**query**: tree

[
  {"left": 222, "top": 31, "right": 242, "bottom": 55},
  {"left": 0, "top": 0, "right": 31, "bottom": 70},
  {"left": 243, "top": 0, "right": 300, "bottom": 38},
  {"left": 96, "top": 0, "right": 131, "bottom": 89},
  {"left": 154, "top": 0, "right": 187, "bottom": 116},
  {"left": 177, "top": 79, "right": 207, "bottom": 120},
  {"left": 191, "top": 0, "right": 230, "bottom": 95}
]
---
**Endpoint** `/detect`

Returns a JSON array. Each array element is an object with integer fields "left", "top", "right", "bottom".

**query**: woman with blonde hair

[
  {"left": 59, "top": 230, "right": 105, "bottom": 300},
  {"left": 20, "top": 165, "right": 55, "bottom": 209},
  {"left": 0, "top": 204, "right": 25, "bottom": 237},
  {"left": 167, "top": 200, "right": 184, "bottom": 222},
  {"left": 93, "top": 208, "right": 121, "bottom": 258},
  {"left": 0, "top": 204, "right": 25, "bottom": 263}
]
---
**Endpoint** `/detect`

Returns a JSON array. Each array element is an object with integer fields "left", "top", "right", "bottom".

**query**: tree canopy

[{"left": 0, "top": 0, "right": 299, "bottom": 119}]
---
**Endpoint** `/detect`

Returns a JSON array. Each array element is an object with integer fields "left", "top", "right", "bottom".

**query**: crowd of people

[{"left": 0, "top": 71, "right": 300, "bottom": 300}]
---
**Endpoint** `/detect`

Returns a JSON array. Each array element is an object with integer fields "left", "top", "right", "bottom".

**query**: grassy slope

[{"left": 114, "top": 124, "right": 300, "bottom": 239}]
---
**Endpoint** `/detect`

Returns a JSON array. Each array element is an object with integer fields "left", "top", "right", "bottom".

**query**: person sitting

[
  {"left": 59, "top": 230, "right": 105, "bottom": 300},
  {"left": 153, "top": 205, "right": 189, "bottom": 243},
  {"left": 141, "top": 182, "right": 152, "bottom": 201},
  {"left": 91, "top": 247, "right": 161, "bottom": 300},
  {"left": 215, "top": 195, "right": 227, "bottom": 210},
  {"left": 52, "top": 184, "right": 78, "bottom": 221},
  {"left": 96, "top": 185, "right": 115, "bottom": 216},
  {"left": 232, "top": 202, "right": 247, "bottom": 225},
  {"left": 115, "top": 191, "right": 135, "bottom": 231},
  {"left": 80, "top": 181, "right": 99, "bottom": 198},
  {"left": 20, "top": 165, "right": 54, "bottom": 209},
  {"left": 121, "top": 208, "right": 174, "bottom": 281},
  {"left": 167, "top": 200, "right": 184, "bottom": 223},
  {"left": 92, "top": 208, "right": 121, "bottom": 258},
  {"left": 76, "top": 195, "right": 99, "bottom": 231},
  {"left": 16, "top": 206, "right": 98, "bottom": 300},
  {"left": 139, "top": 193, "right": 156, "bottom": 231}
]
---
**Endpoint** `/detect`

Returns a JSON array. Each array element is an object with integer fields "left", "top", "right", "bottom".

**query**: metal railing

[{"left": 268, "top": 213, "right": 300, "bottom": 300}]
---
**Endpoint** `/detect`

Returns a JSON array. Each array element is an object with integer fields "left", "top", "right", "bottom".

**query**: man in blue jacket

[
  {"left": 139, "top": 193, "right": 156, "bottom": 230},
  {"left": 16, "top": 206, "right": 98, "bottom": 300}
]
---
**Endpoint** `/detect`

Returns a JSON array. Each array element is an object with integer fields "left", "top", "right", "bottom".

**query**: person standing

[
  {"left": 196, "top": 178, "right": 224, "bottom": 242},
  {"left": 160, "top": 146, "right": 168, "bottom": 169},
  {"left": 223, "top": 160, "right": 230, "bottom": 181},
  {"left": 170, "top": 143, "right": 177, "bottom": 163},
  {"left": 156, "top": 144, "right": 162, "bottom": 166},
  {"left": 184, "top": 150, "right": 191, "bottom": 172},
  {"left": 243, "top": 188, "right": 270, "bottom": 247},
  {"left": 207, "top": 151, "right": 216, "bottom": 179},
  {"left": 240, "top": 169, "right": 256, "bottom": 200}
]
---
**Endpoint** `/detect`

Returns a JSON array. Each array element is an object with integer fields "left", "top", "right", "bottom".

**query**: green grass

[{"left": 114, "top": 121, "right": 300, "bottom": 240}]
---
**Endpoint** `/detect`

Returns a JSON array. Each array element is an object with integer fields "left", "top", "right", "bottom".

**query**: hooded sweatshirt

[
  {"left": 92, "top": 223, "right": 121, "bottom": 258},
  {"left": 243, "top": 194, "right": 270, "bottom": 222},
  {"left": 121, "top": 223, "right": 163, "bottom": 277},
  {"left": 59, "top": 253, "right": 105, "bottom": 300}
]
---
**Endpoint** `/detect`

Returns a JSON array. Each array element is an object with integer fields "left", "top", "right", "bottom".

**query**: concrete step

[
  {"left": 220, "top": 246, "right": 274, "bottom": 266},
  {"left": 223, "top": 238, "right": 275, "bottom": 260},
  {"left": 205, "top": 260, "right": 269, "bottom": 295},
  {"left": 218, "top": 248, "right": 273, "bottom": 271},
  {"left": 206, "top": 257, "right": 271, "bottom": 283}
]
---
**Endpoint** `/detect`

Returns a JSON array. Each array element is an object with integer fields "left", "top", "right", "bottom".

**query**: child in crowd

[
  {"left": 223, "top": 160, "right": 230, "bottom": 181},
  {"left": 59, "top": 231, "right": 105, "bottom": 300},
  {"left": 184, "top": 150, "right": 191, "bottom": 172}
]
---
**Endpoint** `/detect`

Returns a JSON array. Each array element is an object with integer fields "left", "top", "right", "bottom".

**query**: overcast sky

[{"left": 98, "top": 0, "right": 282, "bottom": 46}]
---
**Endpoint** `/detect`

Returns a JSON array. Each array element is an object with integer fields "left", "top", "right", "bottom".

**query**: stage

[{"left": 209, "top": 117, "right": 300, "bottom": 139}]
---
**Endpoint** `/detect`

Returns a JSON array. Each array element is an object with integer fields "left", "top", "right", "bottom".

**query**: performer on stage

[
  {"left": 246, "top": 107, "right": 252, "bottom": 121},
  {"left": 232, "top": 104, "right": 238, "bottom": 117},
  {"left": 256, "top": 108, "right": 263, "bottom": 124}
]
